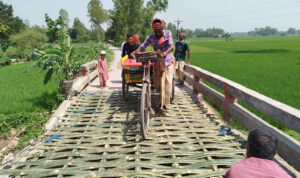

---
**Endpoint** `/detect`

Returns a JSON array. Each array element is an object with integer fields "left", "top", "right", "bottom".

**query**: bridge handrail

[
  {"left": 184, "top": 64, "right": 300, "bottom": 133},
  {"left": 184, "top": 64, "right": 300, "bottom": 170},
  {"left": 63, "top": 60, "right": 98, "bottom": 98},
  {"left": 81, "top": 60, "right": 97, "bottom": 76}
]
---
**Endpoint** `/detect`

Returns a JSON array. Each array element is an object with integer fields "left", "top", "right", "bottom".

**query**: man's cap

[{"left": 152, "top": 18, "right": 166, "bottom": 30}]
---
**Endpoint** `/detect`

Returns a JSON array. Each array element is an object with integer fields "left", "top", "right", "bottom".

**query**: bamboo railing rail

[{"left": 184, "top": 64, "right": 300, "bottom": 169}]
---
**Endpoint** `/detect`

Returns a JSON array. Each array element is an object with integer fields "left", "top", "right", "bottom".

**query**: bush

[
  {"left": 0, "top": 112, "right": 47, "bottom": 138},
  {"left": 10, "top": 29, "right": 48, "bottom": 59},
  {"left": 0, "top": 112, "right": 49, "bottom": 150},
  {"left": 0, "top": 56, "right": 10, "bottom": 61},
  {"left": 0, "top": 56, "right": 11, "bottom": 67}
]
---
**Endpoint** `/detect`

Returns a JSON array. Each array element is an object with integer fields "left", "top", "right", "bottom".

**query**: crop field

[
  {"left": 0, "top": 62, "right": 59, "bottom": 151},
  {"left": 188, "top": 36, "right": 300, "bottom": 139},
  {"left": 0, "top": 62, "right": 59, "bottom": 114},
  {"left": 0, "top": 44, "right": 113, "bottom": 146}
]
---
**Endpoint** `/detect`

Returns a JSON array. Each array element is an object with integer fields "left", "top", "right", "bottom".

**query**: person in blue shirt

[{"left": 174, "top": 32, "right": 191, "bottom": 87}]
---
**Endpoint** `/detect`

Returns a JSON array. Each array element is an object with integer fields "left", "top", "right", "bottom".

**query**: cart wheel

[
  {"left": 122, "top": 78, "right": 129, "bottom": 101},
  {"left": 140, "top": 82, "right": 151, "bottom": 139},
  {"left": 171, "top": 77, "right": 175, "bottom": 103}
]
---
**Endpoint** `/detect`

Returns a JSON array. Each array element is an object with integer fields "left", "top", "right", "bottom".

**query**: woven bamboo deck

[{"left": 1, "top": 88, "right": 245, "bottom": 177}]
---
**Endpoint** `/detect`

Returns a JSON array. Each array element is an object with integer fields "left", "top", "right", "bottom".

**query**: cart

[{"left": 121, "top": 52, "right": 175, "bottom": 139}]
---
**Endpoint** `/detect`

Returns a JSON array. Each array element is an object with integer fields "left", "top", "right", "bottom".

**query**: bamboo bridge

[{"left": 0, "top": 46, "right": 299, "bottom": 177}]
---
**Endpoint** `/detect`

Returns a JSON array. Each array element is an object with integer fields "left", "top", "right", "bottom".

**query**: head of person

[
  {"left": 100, "top": 50, "right": 106, "bottom": 59},
  {"left": 126, "top": 34, "right": 134, "bottom": 45},
  {"left": 247, "top": 129, "right": 278, "bottom": 160},
  {"left": 179, "top": 32, "right": 185, "bottom": 41},
  {"left": 152, "top": 18, "right": 166, "bottom": 37}
]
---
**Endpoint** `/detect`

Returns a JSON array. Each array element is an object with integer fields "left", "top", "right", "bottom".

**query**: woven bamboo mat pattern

[{"left": 1, "top": 88, "right": 245, "bottom": 177}]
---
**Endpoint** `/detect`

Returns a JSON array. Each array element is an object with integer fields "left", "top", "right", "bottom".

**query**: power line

[{"left": 174, "top": 19, "right": 183, "bottom": 39}]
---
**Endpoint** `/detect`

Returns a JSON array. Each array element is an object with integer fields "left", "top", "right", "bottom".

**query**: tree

[
  {"left": 0, "top": 22, "right": 9, "bottom": 33},
  {"left": 193, "top": 27, "right": 224, "bottom": 38},
  {"left": 108, "top": 0, "right": 168, "bottom": 44},
  {"left": 45, "top": 14, "right": 64, "bottom": 43},
  {"left": 31, "top": 25, "right": 47, "bottom": 34},
  {"left": 59, "top": 9, "right": 70, "bottom": 27},
  {"left": 30, "top": 24, "right": 75, "bottom": 92},
  {"left": 70, "top": 18, "right": 89, "bottom": 42},
  {"left": 10, "top": 29, "right": 48, "bottom": 59},
  {"left": 184, "top": 29, "right": 194, "bottom": 39},
  {"left": 87, "top": 0, "right": 108, "bottom": 41},
  {"left": 254, "top": 26, "right": 277, "bottom": 36},
  {"left": 0, "top": 1, "right": 25, "bottom": 51},
  {"left": 166, "top": 22, "right": 177, "bottom": 40},
  {"left": 287, "top": 27, "right": 296, "bottom": 35}
]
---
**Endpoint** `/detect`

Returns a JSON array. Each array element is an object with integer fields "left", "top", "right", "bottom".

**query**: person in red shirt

[{"left": 225, "top": 129, "right": 291, "bottom": 178}]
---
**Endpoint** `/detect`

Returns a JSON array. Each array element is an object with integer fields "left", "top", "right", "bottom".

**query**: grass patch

[
  {"left": 188, "top": 36, "right": 300, "bottom": 139},
  {"left": 0, "top": 61, "right": 59, "bottom": 157},
  {"left": 0, "top": 43, "right": 114, "bottom": 157},
  {"left": 0, "top": 62, "right": 59, "bottom": 114}
]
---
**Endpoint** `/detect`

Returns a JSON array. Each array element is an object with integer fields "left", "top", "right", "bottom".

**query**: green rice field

[
  {"left": 0, "top": 62, "right": 59, "bottom": 114},
  {"left": 187, "top": 36, "right": 300, "bottom": 138}
]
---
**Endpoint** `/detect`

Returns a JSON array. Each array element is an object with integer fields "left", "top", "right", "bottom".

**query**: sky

[{"left": 2, "top": 0, "right": 300, "bottom": 32}]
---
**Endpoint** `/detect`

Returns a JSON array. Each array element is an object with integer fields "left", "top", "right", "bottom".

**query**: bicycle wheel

[
  {"left": 122, "top": 77, "right": 129, "bottom": 100},
  {"left": 171, "top": 77, "right": 175, "bottom": 103},
  {"left": 140, "top": 82, "right": 151, "bottom": 139}
]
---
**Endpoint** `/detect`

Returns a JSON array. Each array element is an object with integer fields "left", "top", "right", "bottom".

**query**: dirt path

[{"left": 87, "top": 45, "right": 122, "bottom": 92}]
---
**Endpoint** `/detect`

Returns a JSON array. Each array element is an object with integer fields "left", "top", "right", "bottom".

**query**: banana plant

[{"left": 28, "top": 24, "right": 75, "bottom": 93}]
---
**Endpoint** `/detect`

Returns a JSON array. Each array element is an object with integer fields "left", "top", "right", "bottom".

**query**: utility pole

[{"left": 174, "top": 19, "right": 183, "bottom": 40}]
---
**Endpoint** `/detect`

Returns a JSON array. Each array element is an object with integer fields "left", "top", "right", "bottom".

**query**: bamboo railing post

[{"left": 223, "top": 83, "right": 237, "bottom": 121}]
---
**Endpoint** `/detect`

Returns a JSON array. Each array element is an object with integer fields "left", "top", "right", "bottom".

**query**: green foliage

[
  {"left": 108, "top": 0, "right": 168, "bottom": 44},
  {"left": 0, "top": 55, "right": 9, "bottom": 61},
  {"left": 30, "top": 25, "right": 74, "bottom": 92},
  {"left": 31, "top": 25, "right": 47, "bottom": 34},
  {"left": 30, "top": 23, "right": 111, "bottom": 93},
  {"left": 0, "top": 22, "right": 9, "bottom": 33},
  {"left": 194, "top": 27, "right": 225, "bottom": 38},
  {"left": 0, "top": 112, "right": 50, "bottom": 151},
  {"left": 10, "top": 29, "right": 48, "bottom": 59},
  {"left": 253, "top": 26, "right": 278, "bottom": 36},
  {"left": 0, "top": 56, "right": 10, "bottom": 67},
  {"left": 0, "top": 62, "right": 59, "bottom": 114},
  {"left": 189, "top": 36, "right": 300, "bottom": 139},
  {"left": 88, "top": 0, "right": 108, "bottom": 41},
  {"left": 70, "top": 18, "right": 89, "bottom": 42},
  {"left": 0, "top": 113, "right": 45, "bottom": 138},
  {"left": 166, "top": 22, "right": 177, "bottom": 39},
  {"left": 70, "top": 42, "right": 110, "bottom": 75},
  {"left": 45, "top": 14, "right": 64, "bottom": 43},
  {"left": 0, "top": 1, "right": 25, "bottom": 51},
  {"left": 287, "top": 27, "right": 296, "bottom": 35}
]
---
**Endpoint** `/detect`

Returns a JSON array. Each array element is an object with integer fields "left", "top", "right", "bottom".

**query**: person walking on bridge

[
  {"left": 135, "top": 18, "right": 174, "bottom": 112},
  {"left": 175, "top": 32, "right": 190, "bottom": 87}
]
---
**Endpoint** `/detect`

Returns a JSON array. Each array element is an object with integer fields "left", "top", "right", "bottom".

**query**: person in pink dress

[
  {"left": 225, "top": 128, "right": 291, "bottom": 178},
  {"left": 97, "top": 50, "right": 109, "bottom": 87}
]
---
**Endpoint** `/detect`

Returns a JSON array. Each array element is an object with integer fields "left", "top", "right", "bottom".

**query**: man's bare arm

[{"left": 187, "top": 50, "right": 191, "bottom": 65}]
